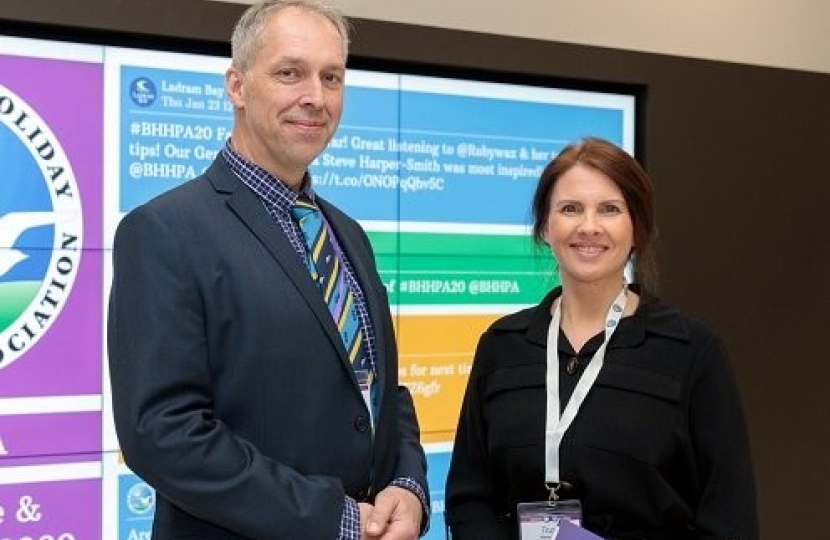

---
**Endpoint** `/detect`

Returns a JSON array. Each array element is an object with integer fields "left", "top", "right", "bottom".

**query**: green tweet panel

[{"left": 368, "top": 231, "right": 558, "bottom": 305}]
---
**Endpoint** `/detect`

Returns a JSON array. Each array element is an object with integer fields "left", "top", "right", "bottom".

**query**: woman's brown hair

[{"left": 531, "top": 137, "right": 659, "bottom": 293}]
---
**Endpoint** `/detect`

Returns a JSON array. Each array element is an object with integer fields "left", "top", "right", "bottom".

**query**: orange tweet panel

[{"left": 396, "top": 313, "right": 500, "bottom": 443}]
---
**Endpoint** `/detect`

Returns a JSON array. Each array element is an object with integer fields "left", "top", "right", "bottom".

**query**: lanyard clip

[
  {"left": 546, "top": 482, "right": 561, "bottom": 501},
  {"left": 545, "top": 481, "right": 574, "bottom": 502}
]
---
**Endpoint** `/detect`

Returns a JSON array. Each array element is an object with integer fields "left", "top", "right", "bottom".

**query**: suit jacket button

[{"left": 354, "top": 415, "right": 370, "bottom": 432}]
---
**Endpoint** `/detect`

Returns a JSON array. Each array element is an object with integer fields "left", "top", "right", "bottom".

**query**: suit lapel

[{"left": 204, "top": 159, "right": 352, "bottom": 368}]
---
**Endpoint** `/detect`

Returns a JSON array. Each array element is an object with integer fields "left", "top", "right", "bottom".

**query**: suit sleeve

[
  {"left": 108, "top": 204, "right": 344, "bottom": 540},
  {"left": 393, "top": 384, "right": 429, "bottom": 482}
]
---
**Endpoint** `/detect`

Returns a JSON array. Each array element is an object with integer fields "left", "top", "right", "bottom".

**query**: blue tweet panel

[
  {"left": 309, "top": 74, "right": 634, "bottom": 226},
  {"left": 113, "top": 61, "right": 634, "bottom": 229},
  {"left": 422, "top": 445, "right": 452, "bottom": 540},
  {"left": 117, "top": 64, "right": 233, "bottom": 213},
  {"left": 309, "top": 71, "right": 402, "bottom": 223}
]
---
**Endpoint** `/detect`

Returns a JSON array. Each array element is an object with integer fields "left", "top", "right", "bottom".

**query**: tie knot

[{"left": 291, "top": 194, "right": 318, "bottom": 222}]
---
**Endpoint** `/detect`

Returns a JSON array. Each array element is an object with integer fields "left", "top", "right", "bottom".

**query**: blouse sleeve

[
  {"left": 687, "top": 328, "right": 759, "bottom": 540},
  {"left": 445, "top": 332, "right": 511, "bottom": 540}
]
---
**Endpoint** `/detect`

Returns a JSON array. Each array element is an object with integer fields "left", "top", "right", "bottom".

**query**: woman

[{"left": 445, "top": 138, "right": 758, "bottom": 539}]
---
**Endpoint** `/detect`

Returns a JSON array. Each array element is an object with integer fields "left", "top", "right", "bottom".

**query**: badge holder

[
  {"left": 355, "top": 368, "right": 374, "bottom": 427},
  {"left": 517, "top": 483, "right": 581, "bottom": 540}
]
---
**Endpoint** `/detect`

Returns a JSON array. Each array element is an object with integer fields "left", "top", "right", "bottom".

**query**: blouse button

[{"left": 566, "top": 356, "right": 580, "bottom": 375}]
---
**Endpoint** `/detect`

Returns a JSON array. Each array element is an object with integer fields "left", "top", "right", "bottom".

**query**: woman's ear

[{"left": 541, "top": 223, "right": 550, "bottom": 245}]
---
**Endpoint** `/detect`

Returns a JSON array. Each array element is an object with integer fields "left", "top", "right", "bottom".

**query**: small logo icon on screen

[
  {"left": 130, "top": 77, "right": 157, "bottom": 107},
  {"left": 127, "top": 481, "right": 156, "bottom": 515}
]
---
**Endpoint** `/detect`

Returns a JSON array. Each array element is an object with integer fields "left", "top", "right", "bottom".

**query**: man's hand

[
  {"left": 363, "top": 486, "right": 423, "bottom": 540},
  {"left": 358, "top": 502, "right": 375, "bottom": 540}
]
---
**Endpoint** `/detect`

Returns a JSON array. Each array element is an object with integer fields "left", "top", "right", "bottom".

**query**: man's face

[{"left": 226, "top": 7, "right": 345, "bottom": 187}]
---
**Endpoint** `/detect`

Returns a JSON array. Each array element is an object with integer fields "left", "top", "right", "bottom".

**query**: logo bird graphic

[{"left": 0, "top": 211, "right": 60, "bottom": 277}]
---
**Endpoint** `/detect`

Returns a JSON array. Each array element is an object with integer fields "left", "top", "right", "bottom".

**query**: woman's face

[{"left": 542, "top": 163, "right": 634, "bottom": 287}]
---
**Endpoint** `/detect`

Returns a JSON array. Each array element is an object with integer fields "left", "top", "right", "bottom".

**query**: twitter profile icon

[{"left": 130, "top": 76, "right": 157, "bottom": 107}]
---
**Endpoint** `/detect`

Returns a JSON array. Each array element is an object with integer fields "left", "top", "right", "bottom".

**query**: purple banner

[
  {"left": 0, "top": 51, "right": 103, "bottom": 398},
  {"left": 0, "top": 473, "right": 101, "bottom": 539},
  {"left": 0, "top": 411, "right": 101, "bottom": 462}
]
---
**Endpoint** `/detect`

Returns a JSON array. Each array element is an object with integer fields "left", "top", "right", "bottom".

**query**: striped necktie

[{"left": 291, "top": 194, "right": 370, "bottom": 370}]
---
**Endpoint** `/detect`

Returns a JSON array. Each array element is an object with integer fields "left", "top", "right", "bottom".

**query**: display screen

[{"left": 0, "top": 33, "right": 636, "bottom": 539}]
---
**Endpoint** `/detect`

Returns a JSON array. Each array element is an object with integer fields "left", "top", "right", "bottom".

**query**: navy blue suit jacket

[{"left": 108, "top": 156, "right": 427, "bottom": 540}]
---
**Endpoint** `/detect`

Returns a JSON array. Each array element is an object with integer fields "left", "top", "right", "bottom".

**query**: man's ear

[{"left": 225, "top": 67, "right": 245, "bottom": 109}]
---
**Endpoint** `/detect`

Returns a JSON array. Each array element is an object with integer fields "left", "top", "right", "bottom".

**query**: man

[{"left": 107, "top": 2, "right": 429, "bottom": 539}]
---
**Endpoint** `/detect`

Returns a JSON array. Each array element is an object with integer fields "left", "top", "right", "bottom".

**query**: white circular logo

[
  {"left": 0, "top": 83, "right": 83, "bottom": 369},
  {"left": 126, "top": 481, "right": 156, "bottom": 515}
]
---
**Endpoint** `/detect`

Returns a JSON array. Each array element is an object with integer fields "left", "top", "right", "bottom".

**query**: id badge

[
  {"left": 517, "top": 500, "right": 581, "bottom": 540},
  {"left": 354, "top": 368, "right": 374, "bottom": 427}
]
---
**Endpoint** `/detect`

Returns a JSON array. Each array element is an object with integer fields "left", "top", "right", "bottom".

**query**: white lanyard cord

[{"left": 544, "top": 286, "right": 628, "bottom": 497}]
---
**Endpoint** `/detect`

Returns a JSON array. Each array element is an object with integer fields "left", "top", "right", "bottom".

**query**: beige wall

[{"left": 214, "top": 0, "right": 830, "bottom": 74}]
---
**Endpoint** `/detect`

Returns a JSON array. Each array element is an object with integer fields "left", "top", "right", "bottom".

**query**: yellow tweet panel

[{"left": 395, "top": 313, "right": 501, "bottom": 444}]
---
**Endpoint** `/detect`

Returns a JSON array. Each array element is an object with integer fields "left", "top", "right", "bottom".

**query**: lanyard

[{"left": 544, "top": 286, "right": 627, "bottom": 498}]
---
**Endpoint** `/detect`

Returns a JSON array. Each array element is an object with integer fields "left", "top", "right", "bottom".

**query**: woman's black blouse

[{"left": 445, "top": 287, "right": 758, "bottom": 540}]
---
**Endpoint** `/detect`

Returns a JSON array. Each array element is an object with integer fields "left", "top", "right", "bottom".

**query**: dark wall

[{"left": 4, "top": 0, "right": 830, "bottom": 538}]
